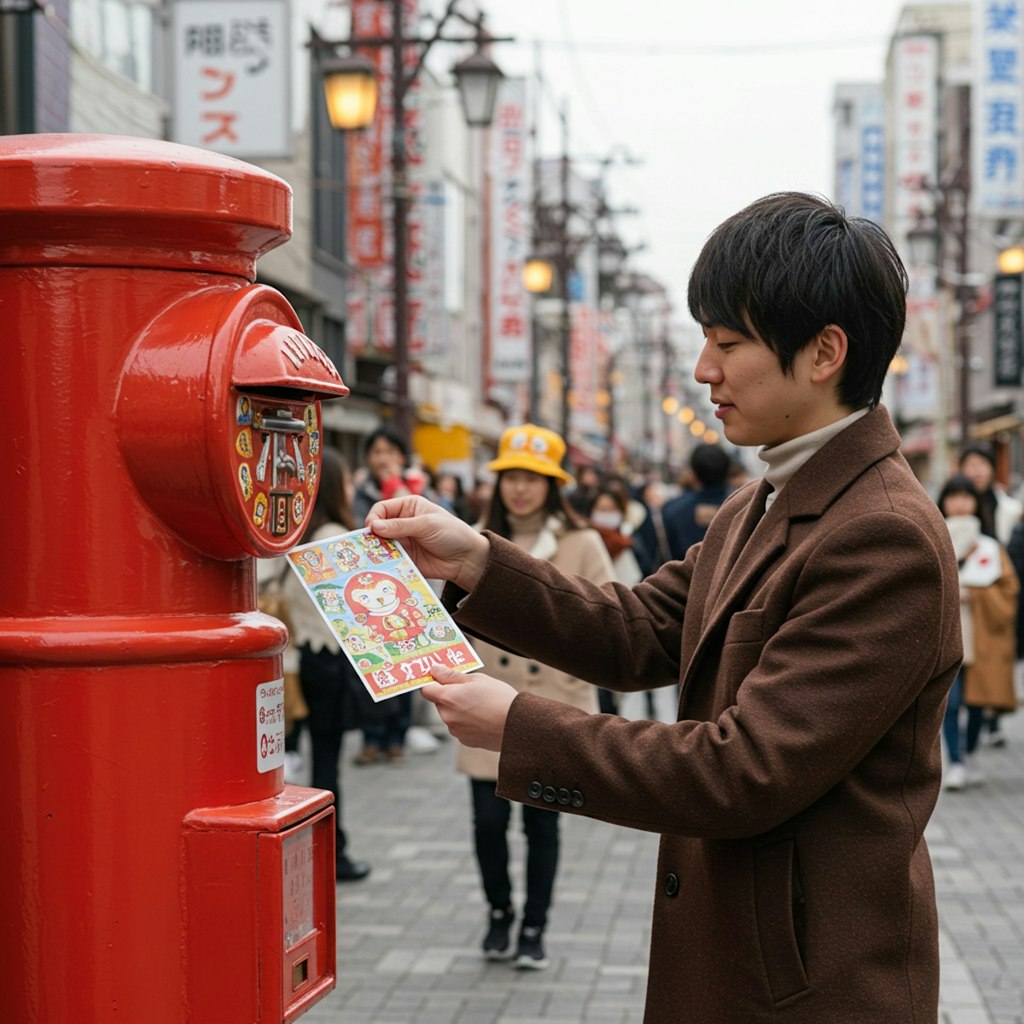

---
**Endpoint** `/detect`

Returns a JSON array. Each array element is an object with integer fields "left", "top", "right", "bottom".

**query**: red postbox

[{"left": 0, "top": 134, "right": 349, "bottom": 1022}]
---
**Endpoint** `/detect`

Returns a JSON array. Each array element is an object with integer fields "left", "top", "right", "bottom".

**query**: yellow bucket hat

[{"left": 487, "top": 424, "right": 573, "bottom": 484}]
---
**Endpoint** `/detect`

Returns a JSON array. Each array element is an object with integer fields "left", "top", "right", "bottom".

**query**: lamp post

[{"left": 316, "top": 2, "right": 508, "bottom": 450}]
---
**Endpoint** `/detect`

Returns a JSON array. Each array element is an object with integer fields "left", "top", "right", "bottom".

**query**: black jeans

[
  {"left": 300, "top": 644, "right": 356, "bottom": 858},
  {"left": 470, "top": 778, "right": 560, "bottom": 930}
]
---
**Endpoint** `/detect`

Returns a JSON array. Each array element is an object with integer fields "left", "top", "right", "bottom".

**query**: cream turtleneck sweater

[{"left": 758, "top": 408, "right": 869, "bottom": 510}]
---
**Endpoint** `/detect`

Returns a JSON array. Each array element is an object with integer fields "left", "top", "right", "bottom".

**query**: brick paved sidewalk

[{"left": 299, "top": 707, "right": 1024, "bottom": 1024}]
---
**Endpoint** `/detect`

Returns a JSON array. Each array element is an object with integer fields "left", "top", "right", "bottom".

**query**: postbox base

[{"left": 183, "top": 785, "right": 336, "bottom": 1023}]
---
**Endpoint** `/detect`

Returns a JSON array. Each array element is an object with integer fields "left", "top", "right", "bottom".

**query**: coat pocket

[
  {"left": 715, "top": 609, "right": 766, "bottom": 696},
  {"left": 752, "top": 832, "right": 809, "bottom": 1005}
]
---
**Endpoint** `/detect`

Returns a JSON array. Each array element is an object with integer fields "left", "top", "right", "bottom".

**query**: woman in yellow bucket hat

[{"left": 458, "top": 423, "right": 614, "bottom": 969}]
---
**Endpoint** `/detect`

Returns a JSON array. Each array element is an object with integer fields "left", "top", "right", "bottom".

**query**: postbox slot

[{"left": 291, "top": 957, "right": 309, "bottom": 990}]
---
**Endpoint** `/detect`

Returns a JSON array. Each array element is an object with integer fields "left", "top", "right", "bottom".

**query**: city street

[{"left": 300, "top": 705, "right": 1024, "bottom": 1024}]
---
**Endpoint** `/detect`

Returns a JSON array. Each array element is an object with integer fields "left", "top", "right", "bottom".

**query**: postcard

[{"left": 285, "top": 527, "right": 481, "bottom": 701}]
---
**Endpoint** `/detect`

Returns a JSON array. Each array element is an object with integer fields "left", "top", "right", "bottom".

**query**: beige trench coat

[{"left": 456, "top": 519, "right": 615, "bottom": 780}]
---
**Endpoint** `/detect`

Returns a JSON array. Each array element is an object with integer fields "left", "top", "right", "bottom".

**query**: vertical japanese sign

[
  {"left": 171, "top": 0, "right": 290, "bottom": 158},
  {"left": 973, "top": 0, "right": 1024, "bottom": 216},
  {"left": 892, "top": 34, "right": 939, "bottom": 243},
  {"left": 568, "top": 246, "right": 601, "bottom": 439},
  {"left": 860, "top": 94, "right": 886, "bottom": 225},
  {"left": 993, "top": 273, "right": 1024, "bottom": 386},
  {"left": 488, "top": 77, "right": 531, "bottom": 383},
  {"left": 345, "top": 0, "right": 424, "bottom": 357}
]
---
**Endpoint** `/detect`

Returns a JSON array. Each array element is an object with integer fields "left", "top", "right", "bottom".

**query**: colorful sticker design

[
  {"left": 236, "top": 395, "right": 253, "bottom": 425},
  {"left": 236, "top": 428, "right": 253, "bottom": 458},
  {"left": 239, "top": 463, "right": 253, "bottom": 502},
  {"left": 286, "top": 527, "right": 481, "bottom": 701}
]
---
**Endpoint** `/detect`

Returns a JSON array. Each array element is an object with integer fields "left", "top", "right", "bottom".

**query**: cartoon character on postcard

[{"left": 286, "top": 527, "right": 482, "bottom": 701}]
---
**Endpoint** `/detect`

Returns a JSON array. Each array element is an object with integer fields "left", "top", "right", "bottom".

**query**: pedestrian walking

[
  {"left": 460, "top": 424, "right": 615, "bottom": 969},
  {"left": 367, "top": 193, "right": 962, "bottom": 1023},
  {"left": 938, "top": 474, "right": 1019, "bottom": 790}
]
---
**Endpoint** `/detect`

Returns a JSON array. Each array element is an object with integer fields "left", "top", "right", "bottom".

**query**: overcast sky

[{"left": 482, "top": 0, "right": 922, "bottom": 321}]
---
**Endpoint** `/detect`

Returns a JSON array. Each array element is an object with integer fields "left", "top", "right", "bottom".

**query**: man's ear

[{"left": 809, "top": 324, "right": 848, "bottom": 385}]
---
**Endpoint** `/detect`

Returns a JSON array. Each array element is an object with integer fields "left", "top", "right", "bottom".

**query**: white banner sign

[
  {"left": 171, "top": 0, "right": 291, "bottom": 158},
  {"left": 973, "top": 0, "right": 1024, "bottom": 216},
  {"left": 892, "top": 34, "right": 939, "bottom": 245},
  {"left": 488, "top": 77, "right": 532, "bottom": 383}
]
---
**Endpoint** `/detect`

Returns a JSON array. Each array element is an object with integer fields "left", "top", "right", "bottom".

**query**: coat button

[
  {"left": 542, "top": 786, "right": 557, "bottom": 803},
  {"left": 571, "top": 790, "right": 584, "bottom": 808},
  {"left": 556, "top": 788, "right": 571, "bottom": 805},
  {"left": 527, "top": 781, "right": 543, "bottom": 800},
  {"left": 664, "top": 872, "right": 680, "bottom": 898}
]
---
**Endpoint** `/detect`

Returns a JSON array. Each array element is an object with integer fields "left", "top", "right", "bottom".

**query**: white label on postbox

[
  {"left": 283, "top": 827, "right": 315, "bottom": 949},
  {"left": 256, "top": 678, "right": 285, "bottom": 773}
]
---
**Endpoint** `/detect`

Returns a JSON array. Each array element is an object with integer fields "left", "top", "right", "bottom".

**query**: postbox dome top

[{"left": 0, "top": 133, "right": 293, "bottom": 280}]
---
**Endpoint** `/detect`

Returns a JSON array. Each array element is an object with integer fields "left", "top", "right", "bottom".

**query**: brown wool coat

[
  {"left": 448, "top": 407, "right": 962, "bottom": 1024},
  {"left": 457, "top": 522, "right": 614, "bottom": 780}
]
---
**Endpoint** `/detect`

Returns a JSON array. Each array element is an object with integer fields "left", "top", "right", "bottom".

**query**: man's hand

[
  {"left": 366, "top": 495, "right": 489, "bottom": 591},
  {"left": 420, "top": 664, "right": 516, "bottom": 751}
]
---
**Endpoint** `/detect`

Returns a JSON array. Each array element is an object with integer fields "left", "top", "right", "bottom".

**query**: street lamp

[{"left": 315, "top": 3, "right": 508, "bottom": 449}]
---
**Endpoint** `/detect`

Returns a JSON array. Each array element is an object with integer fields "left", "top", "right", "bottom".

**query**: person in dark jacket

[{"left": 660, "top": 443, "right": 732, "bottom": 560}]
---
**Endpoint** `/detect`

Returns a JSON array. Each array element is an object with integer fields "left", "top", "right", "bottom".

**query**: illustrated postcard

[{"left": 285, "top": 527, "right": 481, "bottom": 701}]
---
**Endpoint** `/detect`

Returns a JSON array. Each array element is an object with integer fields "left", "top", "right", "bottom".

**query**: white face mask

[
  {"left": 591, "top": 510, "right": 623, "bottom": 530},
  {"left": 946, "top": 514, "right": 981, "bottom": 560}
]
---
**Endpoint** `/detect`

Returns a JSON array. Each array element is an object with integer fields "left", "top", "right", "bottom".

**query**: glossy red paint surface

[{"left": 0, "top": 135, "right": 343, "bottom": 1022}]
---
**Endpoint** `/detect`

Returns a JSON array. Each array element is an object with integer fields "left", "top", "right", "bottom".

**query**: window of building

[{"left": 71, "top": 0, "right": 154, "bottom": 91}]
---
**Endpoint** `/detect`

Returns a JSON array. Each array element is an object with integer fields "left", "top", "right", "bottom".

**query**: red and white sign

[
  {"left": 171, "top": 0, "right": 291, "bottom": 158},
  {"left": 345, "top": 0, "right": 425, "bottom": 357},
  {"left": 488, "top": 77, "right": 532, "bottom": 383},
  {"left": 891, "top": 34, "right": 939, "bottom": 243},
  {"left": 255, "top": 678, "right": 285, "bottom": 773}
]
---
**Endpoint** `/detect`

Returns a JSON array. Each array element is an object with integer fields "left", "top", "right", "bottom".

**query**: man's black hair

[
  {"left": 690, "top": 444, "right": 731, "bottom": 488},
  {"left": 687, "top": 192, "right": 908, "bottom": 409},
  {"left": 363, "top": 426, "right": 409, "bottom": 462}
]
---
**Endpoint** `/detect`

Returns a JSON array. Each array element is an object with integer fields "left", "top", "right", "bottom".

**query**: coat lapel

[{"left": 684, "top": 406, "right": 903, "bottom": 691}]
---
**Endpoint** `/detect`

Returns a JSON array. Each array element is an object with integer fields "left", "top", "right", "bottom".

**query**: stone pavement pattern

[{"left": 299, "top": 712, "right": 1024, "bottom": 1024}]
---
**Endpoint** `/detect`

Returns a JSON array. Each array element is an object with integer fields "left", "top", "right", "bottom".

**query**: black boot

[{"left": 336, "top": 852, "right": 371, "bottom": 882}]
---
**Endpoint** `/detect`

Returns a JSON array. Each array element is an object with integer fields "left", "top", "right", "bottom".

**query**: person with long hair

[
  {"left": 937, "top": 474, "right": 1018, "bottom": 790},
  {"left": 464, "top": 424, "right": 614, "bottom": 970},
  {"left": 283, "top": 446, "right": 371, "bottom": 881}
]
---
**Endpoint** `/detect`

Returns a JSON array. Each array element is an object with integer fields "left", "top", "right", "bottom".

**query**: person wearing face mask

[
  {"left": 937, "top": 475, "right": 1019, "bottom": 790},
  {"left": 459, "top": 424, "right": 615, "bottom": 971},
  {"left": 586, "top": 485, "right": 644, "bottom": 587}
]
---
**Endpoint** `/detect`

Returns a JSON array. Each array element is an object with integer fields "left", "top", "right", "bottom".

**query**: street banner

[
  {"left": 993, "top": 273, "right": 1024, "bottom": 387},
  {"left": 973, "top": 0, "right": 1024, "bottom": 216},
  {"left": 891, "top": 34, "right": 939, "bottom": 245},
  {"left": 488, "top": 77, "right": 532, "bottom": 383},
  {"left": 171, "top": 0, "right": 291, "bottom": 158},
  {"left": 345, "top": 0, "right": 425, "bottom": 356}
]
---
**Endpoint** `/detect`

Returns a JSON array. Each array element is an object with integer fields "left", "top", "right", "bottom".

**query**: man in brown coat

[{"left": 368, "top": 193, "right": 963, "bottom": 1023}]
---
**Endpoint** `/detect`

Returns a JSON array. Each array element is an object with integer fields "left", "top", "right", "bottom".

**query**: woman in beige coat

[
  {"left": 463, "top": 424, "right": 614, "bottom": 970},
  {"left": 939, "top": 474, "right": 1019, "bottom": 790}
]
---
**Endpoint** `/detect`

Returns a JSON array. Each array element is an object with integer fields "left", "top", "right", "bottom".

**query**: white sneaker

[
  {"left": 964, "top": 755, "right": 986, "bottom": 787},
  {"left": 406, "top": 725, "right": 441, "bottom": 754},
  {"left": 944, "top": 762, "right": 967, "bottom": 791},
  {"left": 283, "top": 750, "right": 305, "bottom": 783}
]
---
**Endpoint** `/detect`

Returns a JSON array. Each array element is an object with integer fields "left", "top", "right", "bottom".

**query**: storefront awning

[{"left": 968, "top": 413, "right": 1024, "bottom": 440}]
